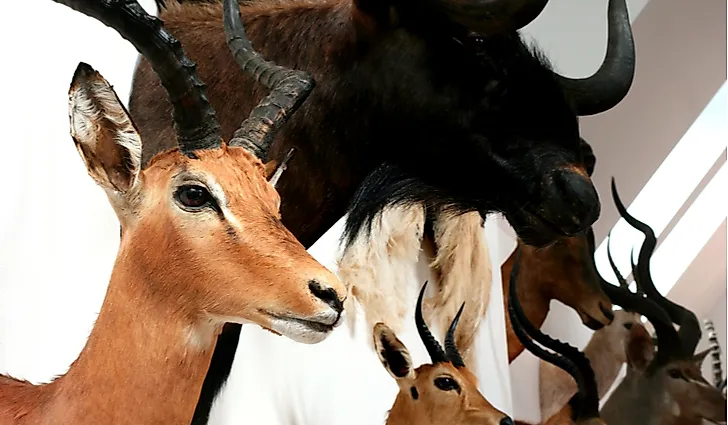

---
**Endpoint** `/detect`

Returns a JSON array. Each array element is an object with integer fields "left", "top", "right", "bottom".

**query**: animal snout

[
  {"left": 500, "top": 417, "right": 515, "bottom": 425},
  {"left": 309, "top": 280, "right": 344, "bottom": 315},
  {"left": 540, "top": 169, "right": 600, "bottom": 235}
]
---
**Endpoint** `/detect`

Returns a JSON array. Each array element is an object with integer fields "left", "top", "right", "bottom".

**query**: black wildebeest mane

[{"left": 341, "top": 163, "right": 482, "bottom": 250}]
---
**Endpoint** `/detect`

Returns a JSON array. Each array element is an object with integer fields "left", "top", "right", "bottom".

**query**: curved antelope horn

[
  {"left": 444, "top": 303, "right": 466, "bottom": 368},
  {"left": 705, "top": 319, "right": 724, "bottom": 388},
  {"left": 54, "top": 0, "right": 221, "bottom": 154},
  {"left": 627, "top": 246, "right": 646, "bottom": 296},
  {"left": 611, "top": 178, "right": 702, "bottom": 355},
  {"left": 508, "top": 249, "right": 600, "bottom": 421},
  {"left": 422, "top": 0, "right": 548, "bottom": 35},
  {"left": 415, "top": 281, "right": 448, "bottom": 364},
  {"left": 597, "top": 264, "right": 683, "bottom": 367},
  {"left": 557, "top": 0, "right": 636, "bottom": 116},
  {"left": 606, "top": 233, "right": 630, "bottom": 289},
  {"left": 222, "top": 0, "right": 314, "bottom": 160}
]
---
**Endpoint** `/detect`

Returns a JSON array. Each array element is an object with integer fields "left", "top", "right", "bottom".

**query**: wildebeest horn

[
  {"left": 415, "top": 281, "right": 448, "bottom": 364},
  {"left": 611, "top": 178, "right": 702, "bottom": 356},
  {"left": 53, "top": 0, "right": 222, "bottom": 155},
  {"left": 222, "top": 0, "right": 315, "bottom": 160},
  {"left": 425, "top": 0, "right": 548, "bottom": 35},
  {"left": 444, "top": 302, "right": 466, "bottom": 368},
  {"left": 508, "top": 249, "right": 601, "bottom": 421},
  {"left": 557, "top": 0, "right": 636, "bottom": 116}
]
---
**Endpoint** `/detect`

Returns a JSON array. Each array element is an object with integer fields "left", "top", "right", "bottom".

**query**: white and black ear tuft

[
  {"left": 68, "top": 62, "right": 142, "bottom": 193},
  {"left": 373, "top": 322, "right": 415, "bottom": 381}
]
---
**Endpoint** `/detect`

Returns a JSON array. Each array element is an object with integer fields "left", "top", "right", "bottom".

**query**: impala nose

[
  {"left": 541, "top": 169, "right": 600, "bottom": 235},
  {"left": 500, "top": 417, "right": 515, "bottom": 425},
  {"left": 309, "top": 280, "right": 344, "bottom": 314}
]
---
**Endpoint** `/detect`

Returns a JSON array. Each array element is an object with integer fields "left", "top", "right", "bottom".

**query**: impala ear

[
  {"left": 373, "top": 323, "right": 415, "bottom": 381},
  {"left": 68, "top": 62, "right": 142, "bottom": 195}
]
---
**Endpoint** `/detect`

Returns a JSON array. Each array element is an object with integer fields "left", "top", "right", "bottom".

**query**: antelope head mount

[
  {"left": 59, "top": 0, "right": 346, "bottom": 343},
  {"left": 599, "top": 179, "right": 727, "bottom": 425},
  {"left": 508, "top": 250, "right": 605, "bottom": 425},
  {"left": 374, "top": 282, "right": 514, "bottom": 425}
]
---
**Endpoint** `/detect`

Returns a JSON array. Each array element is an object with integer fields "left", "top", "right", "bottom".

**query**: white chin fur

[{"left": 267, "top": 318, "right": 333, "bottom": 344}]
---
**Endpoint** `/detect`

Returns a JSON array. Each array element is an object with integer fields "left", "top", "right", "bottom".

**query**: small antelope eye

[
  {"left": 434, "top": 377, "right": 460, "bottom": 392},
  {"left": 623, "top": 323, "right": 633, "bottom": 330},
  {"left": 667, "top": 369, "right": 683, "bottom": 380},
  {"left": 175, "top": 185, "right": 213, "bottom": 210}
]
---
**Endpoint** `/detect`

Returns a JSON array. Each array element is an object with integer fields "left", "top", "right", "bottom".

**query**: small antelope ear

[
  {"left": 626, "top": 324, "right": 655, "bottom": 372},
  {"left": 373, "top": 323, "right": 415, "bottom": 381},
  {"left": 68, "top": 62, "right": 142, "bottom": 194},
  {"left": 692, "top": 348, "right": 712, "bottom": 366}
]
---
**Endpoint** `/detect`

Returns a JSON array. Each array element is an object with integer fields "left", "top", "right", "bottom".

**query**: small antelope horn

[
  {"left": 557, "top": 0, "right": 636, "bottom": 116},
  {"left": 444, "top": 303, "right": 466, "bottom": 368},
  {"left": 611, "top": 177, "right": 702, "bottom": 356},
  {"left": 222, "top": 0, "right": 315, "bottom": 160},
  {"left": 598, "top": 266, "right": 682, "bottom": 367},
  {"left": 415, "top": 281, "right": 448, "bottom": 364},
  {"left": 606, "top": 233, "right": 630, "bottom": 289},
  {"left": 53, "top": 0, "right": 222, "bottom": 155},
  {"left": 705, "top": 320, "right": 724, "bottom": 388}
]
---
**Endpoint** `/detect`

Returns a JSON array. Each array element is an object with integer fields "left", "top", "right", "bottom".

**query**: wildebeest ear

[
  {"left": 373, "top": 323, "right": 416, "bottom": 381},
  {"left": 580, "top": 138, "right": 596, "bottom": 177},
  {"left": 625, "top": 324, "right": 655, "bottom": 372}
]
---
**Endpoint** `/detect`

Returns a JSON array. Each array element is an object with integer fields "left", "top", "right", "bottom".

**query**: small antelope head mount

[
  {"left": 599, "top": 180, "right": 727, "bottom": 425},
  {"left": 60, "top": 0, "right": 345, "bottom": 344},
  {"left": 374, "top": 282, "right": 514, "bottom": 425},
  {"left": 508, "top": 250, "right": 605, "bottom": 425}
]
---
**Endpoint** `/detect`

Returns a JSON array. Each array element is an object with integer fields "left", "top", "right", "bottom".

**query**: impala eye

[
  {"left": 434, "top": 377, "right": 460, "bottom": 392},
  {"left": 623, "top": 323, "right": 633, "bottom": 330},
  {"left": 175, "top": 185, "right": 214, "bottom": 210}
]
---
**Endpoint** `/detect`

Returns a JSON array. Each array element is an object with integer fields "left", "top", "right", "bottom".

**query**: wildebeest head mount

[{"left": 333, "top": 0, "right": 636, "bottom": 247}]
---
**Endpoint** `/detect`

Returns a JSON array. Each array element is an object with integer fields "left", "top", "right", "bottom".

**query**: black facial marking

[
  {"left": 225, "top": 224, "right": 238, "bottom": 241},
  {"left": 410, "top": 386, "right": 419, "bottom": 400}
]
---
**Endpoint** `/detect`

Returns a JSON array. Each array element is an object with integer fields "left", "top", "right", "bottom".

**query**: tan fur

[
  {"left": 427, "top": 211, "right": 491, "bottom": 367},
  {"left": 373, "top": 323, "right": 510, "bottom": 425},
  {"left": 338, "top": 203, "right": 425, "bottom": 335},
  {"left": 502, "top": 237, "right": 614, "bottom": 362},
  {"left": 538, "top": 310, "right": 640, "bottom": 422},
  {"left": 0, "top": 66, "right": 345, "bottom": 424}
]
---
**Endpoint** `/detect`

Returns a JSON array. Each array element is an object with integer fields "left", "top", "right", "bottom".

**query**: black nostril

[
  {"left": 543, "top": 170, "right": 600, "bottom": 233},
  {"left": 308, "top": 280, "right": 343, "bottom": 314},
  {"left": 500, "top": 417, "right": 515, "bottom": 425}
]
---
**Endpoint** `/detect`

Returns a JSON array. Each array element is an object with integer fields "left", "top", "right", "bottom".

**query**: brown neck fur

[{"left": 0, "top": 252, "right": 218, "bottom": 425}]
